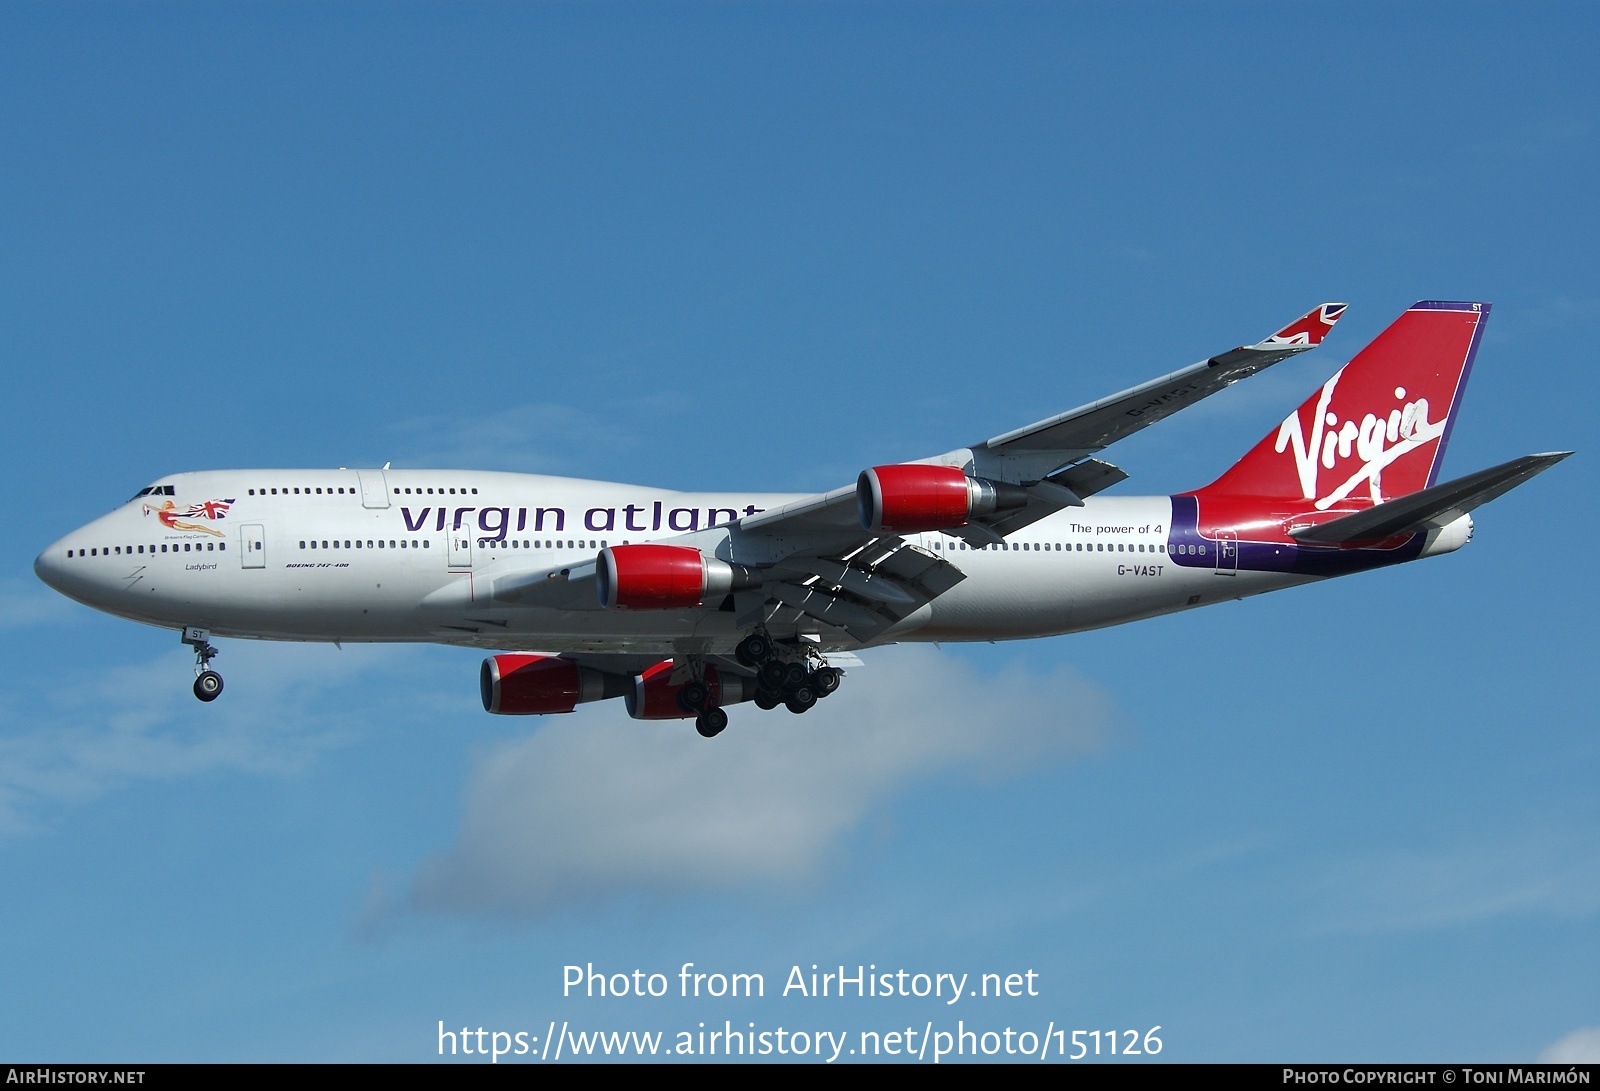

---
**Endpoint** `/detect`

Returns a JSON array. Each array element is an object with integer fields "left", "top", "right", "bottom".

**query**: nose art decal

[{"left": 143, "top": 498, "right": 236, "bottom": 537}]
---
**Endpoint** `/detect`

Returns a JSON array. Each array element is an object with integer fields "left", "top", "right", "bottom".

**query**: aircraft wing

[
  {"left": 731, "top": 302, "right": 1343, "bottom": 549},
  {"left": 499, "top": 304, "right": 1346, "bottom": 644},
  {"left": 966, "top": 302, "right": 1347, "bottom": 484}
]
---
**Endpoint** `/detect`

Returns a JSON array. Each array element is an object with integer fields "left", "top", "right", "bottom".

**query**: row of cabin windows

[
  {"left": 293, "top": 538, "right": 612, "bottom": 551},
  {"left": 930, "top": 540, "right": 1202, "bottom": 554},
  {"left": 478, "top": 539, "right": 609, "bottom": 550},
  {"left": 249, "top": 486, "right": 482, "bottom": 497},
  {"left": 68, "top": 542, "right": 225, "bottom": 558},
  {"left": 250, "top": 486, "right": 352, "bottom": 496},
  {"left": 69, "top": 536, "right": 1216, "bottom": 560}
]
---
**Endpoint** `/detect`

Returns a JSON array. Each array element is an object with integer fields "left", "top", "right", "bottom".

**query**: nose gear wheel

[{"left": 181, "top": 627, "right": 224, "bottom": 703}]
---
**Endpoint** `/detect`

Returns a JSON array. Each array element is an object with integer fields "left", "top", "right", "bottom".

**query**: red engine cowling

[
  {"left": 597, "top": 544, "right": 757, "bottom": 610},
  {"left": 856, "top": 464, "right": 1029, "bottom": 533},
  {"left": 480, "top": 654, "right": 628, "bottom": 715},
  {"left": 625, "top": 660, "right": 757, "bottom": 720}
]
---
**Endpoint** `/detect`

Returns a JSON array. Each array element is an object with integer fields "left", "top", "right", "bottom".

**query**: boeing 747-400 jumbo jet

[{"left": 35, "top": 301, "right": 1569, "bottom": 737}]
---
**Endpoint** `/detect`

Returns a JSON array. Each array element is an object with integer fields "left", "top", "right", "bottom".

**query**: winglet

[{"left": 1258, "top": 303, "right": 1348, "bottom": 348}]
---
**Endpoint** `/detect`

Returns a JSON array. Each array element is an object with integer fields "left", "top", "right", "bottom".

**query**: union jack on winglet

[{"left": 1261, "top": 302, "right": 1348, "bottom": 348}]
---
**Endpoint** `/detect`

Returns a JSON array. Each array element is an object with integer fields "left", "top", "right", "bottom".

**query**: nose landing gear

[{"left": 182, "top": 627, "right": 224, "bottom": 703}]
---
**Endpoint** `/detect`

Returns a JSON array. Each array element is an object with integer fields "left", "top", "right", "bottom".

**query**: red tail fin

[{"left": 1198, "top": 301, "right": 1488, "bottom": 509}]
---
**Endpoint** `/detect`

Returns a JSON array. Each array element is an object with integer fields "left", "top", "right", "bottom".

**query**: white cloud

[
  {"left": 1539, "top": 1026, "right": 1600, "bottom": 1063},
  {"left": 408, "top": 645, "right": 1113, "bottom": 917},
  {"left": 0, "top": 641, "right": 430, "bottom": 837}
]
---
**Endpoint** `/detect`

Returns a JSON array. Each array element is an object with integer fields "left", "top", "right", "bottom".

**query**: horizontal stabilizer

[{"left": 1290, "top": 452, "right": 1572, "bottom": 544}]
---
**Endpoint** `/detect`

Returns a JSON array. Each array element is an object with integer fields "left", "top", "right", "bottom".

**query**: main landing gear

[
  {"left": 736, "top": 629, "right": 842, "bottom": 720},
  {"left": 675, "top": 631, "right": 846, "bottom": 739},
  {"left": 182, "top": 626, "right": 224, "bottom": 703}
]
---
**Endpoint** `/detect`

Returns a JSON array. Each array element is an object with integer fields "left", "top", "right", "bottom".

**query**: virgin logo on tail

[
  {"left": 1195, "top": 301, "right": 1486, "bottom": 508},
  {"left": 1274, "top": 373, "right": 1445, "bottom": 508}
]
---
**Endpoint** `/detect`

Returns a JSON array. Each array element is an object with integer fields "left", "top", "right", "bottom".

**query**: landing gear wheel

[
  {"left": 677, "top": 680, "right": 710, "bottom": 714},
  {"left": 811, "top": 667, "right": 842, "bottom": 696},
  {"left": 782, "top": 661, "right": 809, "bottom": 689},
  {"left": 695, "top": 707, "right": 729, "bottom": 738},
  {"left": 759, "top": 659, "right": 788, "bottom": 690},
  {"left": 754, "top": 690, "right": 781, "bottom": 711},
  {"left": 785, "top": 686, "right": 817, "bottom": 715},
  {"left": 735, "top": 632, "right": 773, "bottom": 668},
  {"left": 193, "top": 670, "right": 224, "bottom": 703}
]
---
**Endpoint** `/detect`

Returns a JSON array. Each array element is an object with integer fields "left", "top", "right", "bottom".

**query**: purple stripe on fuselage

[{"left": 1164, "top": 496, "right": 1426, "bottom": 578}]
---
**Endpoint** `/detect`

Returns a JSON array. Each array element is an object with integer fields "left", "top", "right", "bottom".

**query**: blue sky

[{"left": 2, "top": 1, "right": 1596, "bottom": 1063}]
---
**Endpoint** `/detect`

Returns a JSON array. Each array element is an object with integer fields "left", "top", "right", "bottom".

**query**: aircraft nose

[{"left": 34, "top": 540, "right": 68, "bottom": 593}]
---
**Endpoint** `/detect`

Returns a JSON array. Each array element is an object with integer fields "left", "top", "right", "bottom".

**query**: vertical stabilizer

[{"left": 1197, "top": 301, "right": 1488, "bottom": 509}]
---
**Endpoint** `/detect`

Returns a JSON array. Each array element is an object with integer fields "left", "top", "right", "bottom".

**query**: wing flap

[
  {"left": 766, "top": 541, "right": 965, "bottom": 640},
  {"left": 972, "top": 458, "right": 1131, "bottom": 538}
]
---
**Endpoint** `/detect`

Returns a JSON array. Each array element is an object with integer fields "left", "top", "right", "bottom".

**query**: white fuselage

[{"left": 35, "top": 469, "right": 1312, "bottom": 657}]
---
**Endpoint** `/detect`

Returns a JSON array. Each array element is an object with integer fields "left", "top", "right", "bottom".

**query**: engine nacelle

[
  {"left": 856, "top": 464, "right": 1029, "bottom": 533},
  {"left": 626, "top": 660, "right": 757, "bottom": 720},
  {"left": 480, "top": 654, "right": 630, "bottom": 715},
  {"left": 596, "top": 544, "right": 758, "bottom": 609}
]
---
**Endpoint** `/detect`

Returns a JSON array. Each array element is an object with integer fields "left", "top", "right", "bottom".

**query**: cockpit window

[{"left": 128, "top": 484, "right": 176, "bottom": 502}]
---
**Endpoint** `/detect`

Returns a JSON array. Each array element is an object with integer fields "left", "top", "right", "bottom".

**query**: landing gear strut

[{"left": 182, "top": 626, "right": 224, "bottom": 703}]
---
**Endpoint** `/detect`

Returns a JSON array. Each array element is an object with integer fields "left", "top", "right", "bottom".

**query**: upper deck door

[{"left": 357, "top": 470, "right": 390, "bottom": 509}]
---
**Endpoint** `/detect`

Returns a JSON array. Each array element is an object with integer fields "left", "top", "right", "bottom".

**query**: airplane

[{"left": 33, "top": 300, "right": 1570, "bottom": 739}]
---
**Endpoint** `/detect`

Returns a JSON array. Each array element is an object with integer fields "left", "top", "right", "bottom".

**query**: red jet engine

[
  {"left": 480, "top": 654, "right": 630, "bottom": 715},
  {"left": 597, "top": 544, "right": 758, "bottom": 609},
  {"left": 856, "top": 464, "right": 1029, "bottom": 533}
]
